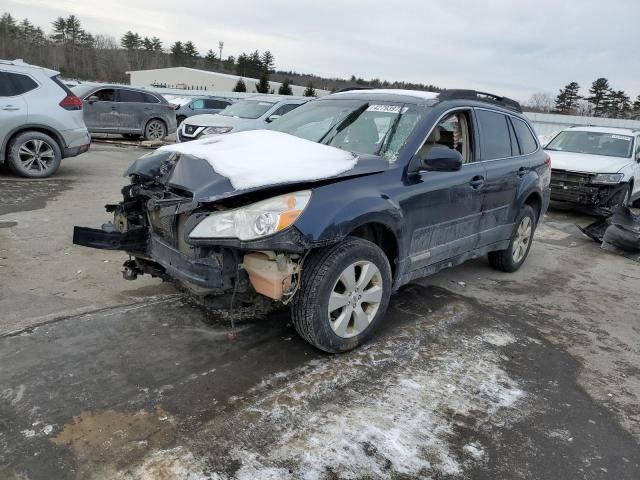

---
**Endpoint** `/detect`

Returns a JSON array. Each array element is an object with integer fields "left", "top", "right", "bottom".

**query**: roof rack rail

[
  {"left": 332, "top": 86, "right": 374, "bottom": 94},
  {"left": 438, "top": 89, "right": 522, "bottom": 113}
]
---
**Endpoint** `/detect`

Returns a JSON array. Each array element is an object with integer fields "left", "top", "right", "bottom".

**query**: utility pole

[{"left": 218, "top": 41, "right": 224, "bottom": 70}]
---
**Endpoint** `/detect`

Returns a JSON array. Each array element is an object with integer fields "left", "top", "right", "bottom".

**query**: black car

[{"left": 74, "top": 88, "right": 551, "bottom": 353}]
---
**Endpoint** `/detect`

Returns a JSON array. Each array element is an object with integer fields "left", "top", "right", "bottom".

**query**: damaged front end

[
  {"left": 73, "top": 151, "right": 314, "bottom": 303},
  {"left": 550, "top": 169, "right": 629, "bottom": 212}
]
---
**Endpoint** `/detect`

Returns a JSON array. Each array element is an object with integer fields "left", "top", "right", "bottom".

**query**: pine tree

[
  {"left": 183, "top": 41, "right": 199, "bottom": 66},
  {"left": 170, "top": 41, "right": 184, "bottom": 65},
  {"left": 586, "top": 78, "right": 611, "bottom": 117},
  {"left": 222, "top": 56, "right": 235, "bottom": 71},
  {"left": 232, "top": 78, "right": 247, "bottom": 92},
  {"left": 51, "top": 16, "right": 67, "bottom": 43},
  {"left": 304, "top": 82, "right": 316, "bottom": 97},
  {"left": 261, "top": 50, "right": 275, "bottom": 73},
  {"left": 120, "top": 31, "right": 141, "bottom": 50},
  {"left": 554, "top": 82, "right": 581, "bottom": 114},
  {"left": 255, "top": 70, "right": 271, "bottom": 94},
  {"left": 608, "top": 90, "right": 631, "bottom": 118},
  {"left": 278, "top": 78, "right": 293, "bottom": 95},
  {"left": 204, "top": 49, "right": 217, "bottom": 69},
  {"left": 632, "top": 95, "right": 640, "bottom": 120}
]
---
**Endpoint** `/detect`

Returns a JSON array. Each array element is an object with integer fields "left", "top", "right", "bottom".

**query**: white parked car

[
  {"left": 545, "top": 126, "right": 640, "bottom": 208},
  {"left": 0, "top": 59, "right": 90, "bottom": 178},
  {"left": 177, "top": 95, "right": 309, "bottom": 142}
]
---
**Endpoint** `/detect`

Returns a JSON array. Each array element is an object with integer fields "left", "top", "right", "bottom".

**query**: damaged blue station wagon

[{"left": 74, "top": 89, "right": 551, "bottom": 353}]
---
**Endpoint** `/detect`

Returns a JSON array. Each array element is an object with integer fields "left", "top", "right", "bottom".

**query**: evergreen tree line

[
  {"left": 0, "top": 12, "right": 442, "bottom": 96},
  {"left": 526, "top": 78, "right": 640, "bottom": 119}
]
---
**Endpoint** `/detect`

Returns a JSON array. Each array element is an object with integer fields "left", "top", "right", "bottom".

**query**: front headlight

[
  {"left": 189, "top": 190, "right": 311, "bottom": 240},
  {"left": 591, "top": 173, "right": 624, "bottom": 185},
  {"left": 202, "top": 126, "right": 233, "bottom": 135}
]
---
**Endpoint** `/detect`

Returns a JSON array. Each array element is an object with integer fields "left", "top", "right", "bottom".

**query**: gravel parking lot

[{"left": 1, "top": 144, "right": 639, "bottom": 479}]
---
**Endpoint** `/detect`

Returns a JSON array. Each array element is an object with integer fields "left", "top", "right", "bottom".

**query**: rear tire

[
  {"left": 7, "top": 131, "right": 61, "bottom": 178},
  {"left": 489, "top": 205, "right": 536, "bottom": 273},
  {"left": 176, "top": 115, "right": 186, "bottom": 126},
  {"left": 291, "top": 237, "right": 392, "bottom": 353},
  {"left": 143, "top": 119, "right": 167, "bottom": 141}
]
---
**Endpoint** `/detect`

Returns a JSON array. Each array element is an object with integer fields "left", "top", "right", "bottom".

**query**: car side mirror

[
  {"left": 87, "top": 95, "right": 99, "bottom": 104},
  {"left": 266, "top": 114, "right": 281, "bottom": 123},
  {"left": 420, "top": 146, "right": 463, "bottom": 172}
]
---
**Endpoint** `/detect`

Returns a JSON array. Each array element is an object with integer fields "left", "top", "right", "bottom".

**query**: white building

[{"left": 127, "top": 67, "right": 330, "bottom": 97}]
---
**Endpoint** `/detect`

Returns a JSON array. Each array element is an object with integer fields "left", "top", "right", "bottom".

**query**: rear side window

[
  {"left": 512, "top": 117, "right": 538, "bottom": 155},
  {"left": 476, "top": 109, "right": 512, "bottom": 160},
  {"left": 118, "top": 89, "right": 146, "bottom": 103},
  {"left": 143, "top": 93, "right": 159, "bottom": 103},
  {"left": 204, "top": 99, "right": 230, "bottom": 109},
  {"left": 272, "top": 103, "right": 300, "bottom": 116},
  {"left": 0, "top": 71, "right": 38, "bottom": 96}
]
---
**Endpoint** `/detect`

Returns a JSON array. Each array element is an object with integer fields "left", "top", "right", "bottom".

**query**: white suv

[
  {"left": 545, "top": 126, "right": 640, "bottom": 208},
  {"left": 0, "top": 60, "right": 90, "bottom": 178}
]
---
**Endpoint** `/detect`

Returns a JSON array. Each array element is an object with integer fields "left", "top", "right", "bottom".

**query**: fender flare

[{"left": 1, "top": 124, "right": 66, "bottom": 161}]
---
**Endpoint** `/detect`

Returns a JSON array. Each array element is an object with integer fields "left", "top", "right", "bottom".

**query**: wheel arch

[
  {"left": 347, "top": 221, "right": 400, "bottom": 278},
  {"left": 1, "top": 125, "right": 65, "bottom": 162},
  {"left": 523, "top": 191, "right": 542, "bottom": 223}
]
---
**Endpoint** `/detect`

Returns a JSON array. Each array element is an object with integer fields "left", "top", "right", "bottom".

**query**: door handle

[
  {"left": 1, "top": 105, "right": 20, "bottom": 111},
  {"left": 517, "top": 167, "right": 528, "bottom": 177},
  {"left": 469, "top": 176, "right": 485, "bottom": 189},
  {"left": 111, "top": 106, "right": 118, "bottom": 110}
]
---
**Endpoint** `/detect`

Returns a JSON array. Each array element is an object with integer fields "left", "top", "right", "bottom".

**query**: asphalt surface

[{"left": 1, "top": 144, "right": 639, "bottom": 479}]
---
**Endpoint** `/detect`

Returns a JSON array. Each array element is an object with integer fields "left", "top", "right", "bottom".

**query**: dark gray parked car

[
  {"left": 72, "top": 85, "right": 177, "bottom": 141},
  {"left": 172, "top": 96, "right": 234, "bottom": 126}
]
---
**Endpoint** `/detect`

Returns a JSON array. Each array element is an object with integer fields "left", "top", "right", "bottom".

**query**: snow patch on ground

[
  {"left": 159, "top": 130, "right": 358, "bottom": 190},
  {"left": 197, "top": 303, "right": 527, "bottom": 479},
  {"left": 481, "top": 330, "right": 517, "bottom": 346},
  {"left": 121, "top": 447, "right": 215, "bottom": 480}
]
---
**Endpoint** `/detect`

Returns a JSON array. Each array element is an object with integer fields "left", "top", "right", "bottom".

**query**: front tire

[
  {"left": 7, "top": 131, "right": 62, "bottom": 178},
  {"left": 489, "top": 205, "right": 536, "bottom": 273},
  {"left": 291, "top": 237, "right": 392, "bottom": 353}
]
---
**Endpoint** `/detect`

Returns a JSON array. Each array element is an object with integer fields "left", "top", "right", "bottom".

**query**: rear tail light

[
  {"left": 169, "top": 104, "right": 180, "bottom": 110},
  {"left": 544, "top": 153, "right": 551, "bottom": 168},
  {"left": 164, "top": 104, "right": 177, "bottom": 110},
  {"left": 59, "top": 94, "right": 83, "bottom": 111}
]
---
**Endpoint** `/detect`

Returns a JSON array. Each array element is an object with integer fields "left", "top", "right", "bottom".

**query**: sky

[{"left": 4, "top": 0, "right": 639, "bottom": 101}]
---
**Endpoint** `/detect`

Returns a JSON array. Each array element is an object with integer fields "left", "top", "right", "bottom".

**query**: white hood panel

[{"left": 545, "top": 150, "right": 632, "bottom": 174}]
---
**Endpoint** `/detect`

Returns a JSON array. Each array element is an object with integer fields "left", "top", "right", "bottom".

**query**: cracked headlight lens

[
  {"left": 189, "top": 190, "right": 311, "bottom": 240},
  {"left": 591, "top": 173, "right": 623, "bottom": 185},
  {"left": 202, "top": 126, "right": 233, "bottom": 135}
]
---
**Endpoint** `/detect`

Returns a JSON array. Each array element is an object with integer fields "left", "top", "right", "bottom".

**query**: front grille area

[{"left": 550, "top": 169, "right": 607, "bottom": 204}]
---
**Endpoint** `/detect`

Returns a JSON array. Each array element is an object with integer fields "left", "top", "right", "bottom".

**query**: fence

[{"left": 524, "top": 112, "right": 640, "bottom": 139}]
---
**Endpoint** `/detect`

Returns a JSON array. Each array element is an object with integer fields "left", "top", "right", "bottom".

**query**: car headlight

[
  {"left": 202, "top": 126, "right": 233, "bottom": 135},
  {"left": 591, "top": 173, "right": 624, "bottom": 185},
  {"left": 189, "top": 190, "right": 311, "bottom": 240}
]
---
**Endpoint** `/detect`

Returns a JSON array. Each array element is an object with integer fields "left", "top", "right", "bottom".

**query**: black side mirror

[
  {"left": 266, "top": 114, "right": 281, "bottom": 123},
  {"left": 87, "top": 95, "right": 99, "bottom": 104},
  {"left": 420, "top": 146, "right": 463, "bottom": 172}
]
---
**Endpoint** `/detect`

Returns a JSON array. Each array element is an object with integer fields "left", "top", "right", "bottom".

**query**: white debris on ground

[
  {"left": 481, "top": 330, "right": 517, "bottom": 347},
  {"left": 158, "top": 130, "right": 358, "bottom": 190},
  {"left": 119, "top": 447, "right": 215, "bottom": 480},
  {"left": 185, "top": 304, "right": 528, "bottom": 479}
]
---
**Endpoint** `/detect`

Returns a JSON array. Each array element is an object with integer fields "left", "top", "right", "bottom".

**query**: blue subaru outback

[{"left": 74, "top": 88, "right": 551, "bottom": 353}]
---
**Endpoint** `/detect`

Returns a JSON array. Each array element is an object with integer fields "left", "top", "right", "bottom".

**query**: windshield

[
  {"left": 268, "top": 99, "right": 423, "bottom": 163},
  {"left": 218, "top": 99, "right": 275, "bottom": 119},
  {"left": 546, "top": 131, "right": 633, "bottom": 158}
]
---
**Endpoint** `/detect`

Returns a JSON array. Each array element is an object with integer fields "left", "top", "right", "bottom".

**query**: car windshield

[
  {"left": 546, "top": 131, "right": 633, "bottom": 158},
  {"left": 268, "top": 99, "right": 424, "bottom": 163},
  {"left": 218, "top": 99, "right": 275, "bottom": 119}
]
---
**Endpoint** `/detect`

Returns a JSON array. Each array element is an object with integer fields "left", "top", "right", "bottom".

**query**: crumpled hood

[
  {"left": 546, "top": 149, "right": 633, "bottom": 174},
  {"left": 125, "top": 130, "right": 388, "bottom": 203}
]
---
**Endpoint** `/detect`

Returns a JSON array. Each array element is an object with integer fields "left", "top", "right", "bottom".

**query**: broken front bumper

[
  {"left": 550, "top": 170, "right": 628, "bottom": 207},
  {"left": 73, "top": 226, "right": 225, "bottom": 289}
]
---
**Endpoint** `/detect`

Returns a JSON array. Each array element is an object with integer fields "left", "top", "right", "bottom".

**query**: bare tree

[{"left": 524, "top": 92, "right": 555, "bottom": 113}]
